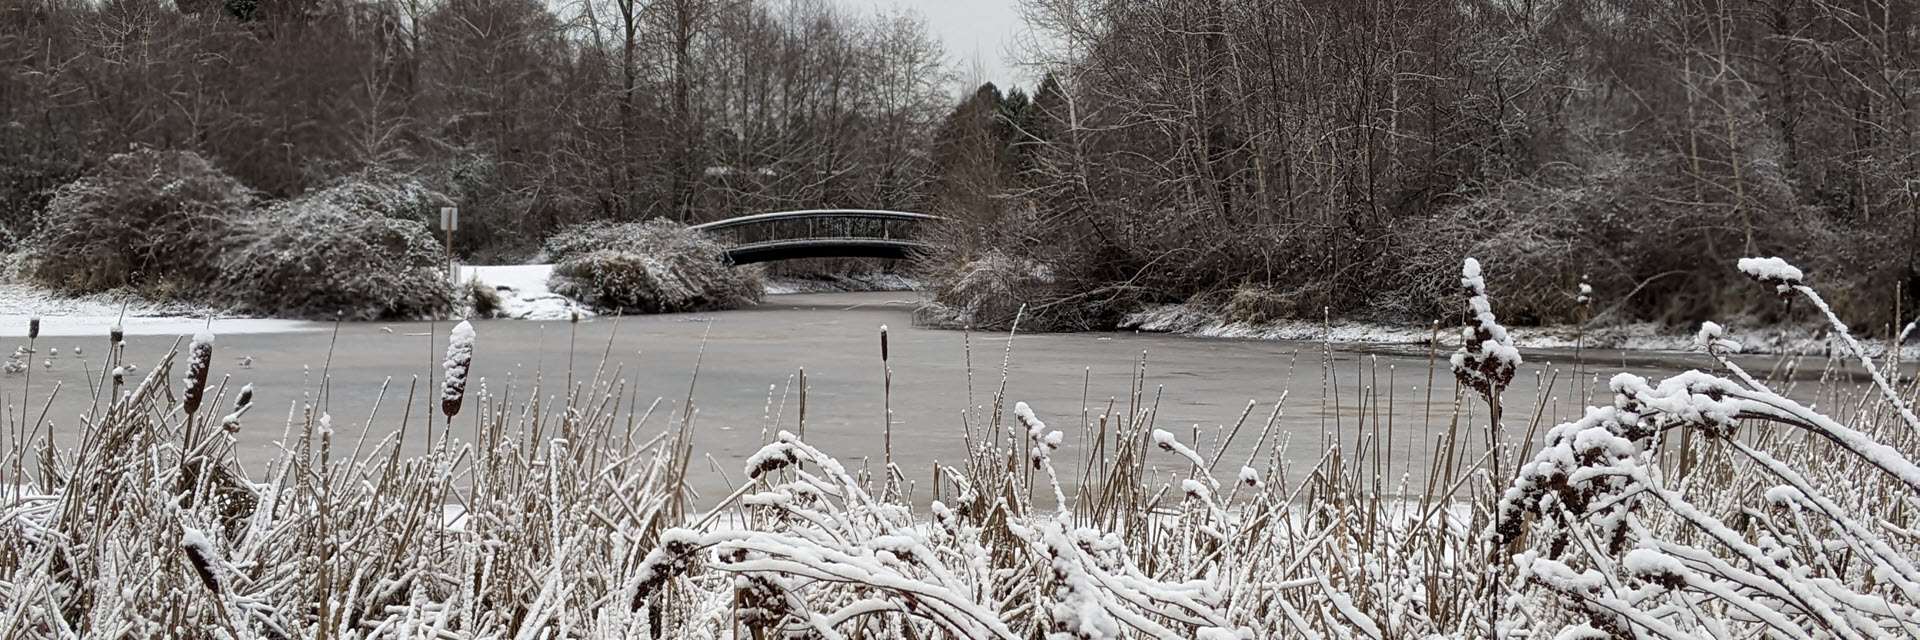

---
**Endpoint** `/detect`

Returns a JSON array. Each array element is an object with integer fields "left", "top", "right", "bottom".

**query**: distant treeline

[
  {"left": 1, "top": 0, "right": 950, "bottom": 260},
  {"left": 926, "top": 0, "right": 1920, "bottom": 332}
]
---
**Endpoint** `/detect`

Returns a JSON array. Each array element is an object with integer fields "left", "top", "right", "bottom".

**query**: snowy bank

[
  {"left": 763, "top": 272, "right": 921, "bottom": 295},
  {"left": 1122, "top": 301, "right": 1920, "bottom": 358},
  {"left": 468, "top": 264, "right": 911, "bottom": 318},
  {"left": 0, "top": 285, "right": 317, "bottom": 336},
  {"left": 462, "top": 264, "right": 586, "bottom": 321}
]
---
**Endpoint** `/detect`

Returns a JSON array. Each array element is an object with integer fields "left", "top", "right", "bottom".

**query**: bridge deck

[{"left": 722, "top": 238, "right": 932, "bottom": 264}]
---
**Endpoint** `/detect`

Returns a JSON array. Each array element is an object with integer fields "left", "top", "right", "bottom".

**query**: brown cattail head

[
  {"left": 442, "top": 321, "right": 475, "bottom": 419},
  {"left": 27, "top": 316, "right": 39, "bottom": 340},
  {"left": 180, "top": 526, "right": 222, "bottom": 595},
  {"left": 879, "top": 324, "right": 889, "bottom": 363},
  {"left": 183, "top": 331, "right": 214, "bottom": 415},
  {"left": 219, "top": 383, "right": 253, "bottom": 433},
  {"left": 109, "top": 323, "right": 123, "bottom": 346}
]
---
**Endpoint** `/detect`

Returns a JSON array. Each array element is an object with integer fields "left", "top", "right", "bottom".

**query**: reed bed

[{"left": 0, "top": 257, "right": 1913, "bottom": 638}]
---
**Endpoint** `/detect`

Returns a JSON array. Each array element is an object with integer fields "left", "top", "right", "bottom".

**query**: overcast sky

[{"left": 863, "top": 0, "right": 1030, "bottom": 92}]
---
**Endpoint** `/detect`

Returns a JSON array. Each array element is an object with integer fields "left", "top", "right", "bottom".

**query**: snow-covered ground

[
  {"left": 465, "top": 265, "right": 919, "bottom": 318},
  {"left": 0, "top": 285, "right": 316, "bottom": 337},
  {"left": 461, "top": 264, "right": 588, "bottom": 321}
]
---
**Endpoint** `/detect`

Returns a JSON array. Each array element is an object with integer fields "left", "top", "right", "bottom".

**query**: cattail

[
  {"left": 183, "top": 330, "right": 214, "bottom": 416},
  {"left": 109, "top": 322, "right": 123, "bottom": 347},
  {"left": 441, "top": 320, "right": 475, "bottom": 419},
  {"left": 879, "top": 324, "right": 889, "bottom": 362},
  {"left": 180, "top": 526, "right": 223, "bottom": 595},
  {"left": 220, "top": 383, "right": 254, "bottom": 432},
  {"left": 28, "top": 315, "right": 39, "bottom": 340},
  {"left": 111, "top": 366, "right": 125, "bottom": 387}
]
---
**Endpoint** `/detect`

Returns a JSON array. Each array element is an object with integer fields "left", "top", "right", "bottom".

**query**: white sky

[{"left": 861, "top": 0, "right": 1030, "bottom": 92}]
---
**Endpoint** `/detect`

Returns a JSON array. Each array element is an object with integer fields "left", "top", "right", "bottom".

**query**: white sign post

[{"left": 440, "top": 207, "right": 459, "bottom": 291}]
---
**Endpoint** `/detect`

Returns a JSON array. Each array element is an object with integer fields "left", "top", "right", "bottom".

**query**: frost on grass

[{"left": 1, "top": 259, "right": 1917, "bottom": 639}]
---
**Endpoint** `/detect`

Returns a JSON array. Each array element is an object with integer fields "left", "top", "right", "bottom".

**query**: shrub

[
  {"left": 25, "top": 148, "right": 253, "bottom": 293},
  {"left": 1223, "top": 282, "right": 1326, "bottom": 324},
  {"left": 545, "top": 219, "right": 761, "bottom": 314},
  {"left": 213, "top": 198, "right": 452, "bottom": 319},
  {"left": 466, "top": 277, "right": 504, "bottom": 318},
  {"left": 922, "top": 249, "right": 1056, "bottom": 328},
  {"left": 301, "top": 167, "right": 456, "bottom": 227}
]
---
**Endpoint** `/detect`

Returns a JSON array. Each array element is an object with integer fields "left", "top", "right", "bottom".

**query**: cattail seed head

[
  {"left": 28, "top": 316, "right": 39, "bottom": 340},
  {"left": 183, "top": 331, "right": 214, "bottom": 415},
  {"left": 442, "top": 321, "right": 475, "bottom": 419},
  {"left": 180, "top": 527, "right": 223, "bottom": 595},
  {"left": 109, "top": 323, "right": 123, "bottom": 346},
  {"left": 879, "top": 325, "right": 889, "bottom": 363}
]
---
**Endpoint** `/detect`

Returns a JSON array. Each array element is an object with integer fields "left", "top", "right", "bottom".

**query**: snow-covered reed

[{"left": 0, "top": 257, "right": 1912, "bottom": 638}]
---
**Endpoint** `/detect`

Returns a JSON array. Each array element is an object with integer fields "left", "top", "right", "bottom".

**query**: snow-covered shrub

[
  {"left": 545, "top": 219, "right": 761, "bottom": 314},
  {"left": 465, "top": 277, "right": 504, "bottom": 318},
  {"left": 1223, "top": 282, "right": 1322, "bottom": 324},
  {"left": 25, "top": 148, "right": 253, "bottom": 293},
  {"left": 921, "top": 248, "right": 1055, "bottom": 328},
  {"left": 213, "top": 197, "right": 452, "bottom": 319},
  {"left": 298, "top": 167, "right": 456, "bottom": 227},
  {"left": 1384, "top": 160, "right": 1629, "bottom": 325}
]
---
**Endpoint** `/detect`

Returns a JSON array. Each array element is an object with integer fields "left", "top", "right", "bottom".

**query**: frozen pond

[{"left": 7, "top": 292, "right": 1892, "bottom": 503}]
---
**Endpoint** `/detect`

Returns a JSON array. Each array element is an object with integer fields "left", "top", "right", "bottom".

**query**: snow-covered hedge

[
  {"left": 545, "top": 219, "right": 761, "bottom": 314},
  {"left": 25, "top": 148, "right": 253, "bottom": 293},
  {"left": 214, "top": 198, "right": 453, "bottom": 319},
  {"left": 25, "top": 153, "right": 455, "bottom": 319}
]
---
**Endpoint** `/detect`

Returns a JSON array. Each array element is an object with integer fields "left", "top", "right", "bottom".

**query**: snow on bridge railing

[{"left": 688, "top": 209, "right": 940, "bottom": 233}]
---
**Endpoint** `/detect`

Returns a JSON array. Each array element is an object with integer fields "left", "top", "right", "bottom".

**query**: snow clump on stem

[
  {"left": 1736, "top": 256, "right": 1804, "bottom": 295},
  {"left": 1449, "top": 257, "right": 1520, "bottom": 401}
]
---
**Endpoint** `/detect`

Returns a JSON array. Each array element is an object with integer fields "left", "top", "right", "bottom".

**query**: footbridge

[{"left": 690, "top": 209, "right": 940, "bottom": 264}]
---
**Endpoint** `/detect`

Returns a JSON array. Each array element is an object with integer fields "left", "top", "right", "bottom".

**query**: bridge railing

[{"left": 691, "top": 210, "right": 939, "bottom": 249}]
